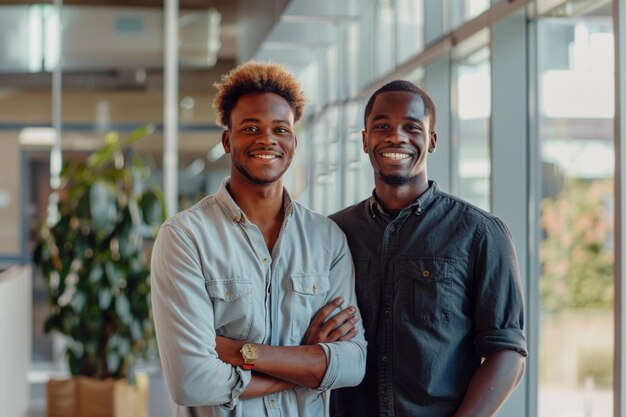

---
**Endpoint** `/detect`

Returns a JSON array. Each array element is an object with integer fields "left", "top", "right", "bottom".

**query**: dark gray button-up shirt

[{"left": 330, "top": 181, "right": 527, "bottom": 417}]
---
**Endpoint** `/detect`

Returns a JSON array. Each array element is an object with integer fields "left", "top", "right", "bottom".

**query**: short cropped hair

[
  {"left": 363, "top": 80, "right": 436, "bottom": 130},
  {"left": 213, "top": 61, "right": 306, "bottom": 128}
]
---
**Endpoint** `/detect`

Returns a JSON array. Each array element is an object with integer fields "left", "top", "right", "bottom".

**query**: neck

[
  {"left": 374, "top": 178, "right": 429, "bottom": 211},
  {"left": 228, "top": 174, "right": 285, "bottom": 224},
  {"left": 228, "top": 176, "right": 285, "bottom": 253}
]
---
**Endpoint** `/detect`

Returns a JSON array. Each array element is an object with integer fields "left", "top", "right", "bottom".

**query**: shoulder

[
  {"left": 433, "top": 188, "right": 495, "bottom": 220},
  {"left": 329, "top": 199, "right": 369, "bottom": 229},
  {"left": 158, "top": 194, "right": 220, "bottom": 239},
  {"left": 291, "top": 201, "right": 346, "bottom": 238}
]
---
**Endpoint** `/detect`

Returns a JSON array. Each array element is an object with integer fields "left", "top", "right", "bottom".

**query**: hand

[
  {"left": 215, "top": 336, "right": 246, "bottom": 367},
  {"left": 302, "top": 297, "right": 360, "bottom": 345}
]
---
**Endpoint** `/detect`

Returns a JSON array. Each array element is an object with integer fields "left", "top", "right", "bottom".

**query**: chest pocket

[
  {"left": 401, "top": 258, "right": 453, "bottom": 324},
  {"left": 206, "top": 279, "right": 253, "bottom": 340},
  {"left": 290, "top": 273, "right": 330, "bottom": 341}
]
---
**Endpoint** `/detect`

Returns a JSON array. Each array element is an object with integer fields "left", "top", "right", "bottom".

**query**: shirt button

[
  {"left": 389, "top": 225, "right": 395, "bottom": 232},
  {"left": 383, "top": 396, "right": 390, "bottom": 404},
  {"left": 262, "top": 257, "right": 269, "bottom": 264},
  {"left": 423, "top": 270, "right": 430, "bottom": 278},
  {"left": 384, "top": 309, "right": 390, "bottom": 317},
  {"left": 382, "top": 356, "right": 388, "bottom": 363}
]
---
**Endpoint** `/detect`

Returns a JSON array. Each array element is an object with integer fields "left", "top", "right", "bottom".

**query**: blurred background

[{"left": 0, "top": 0, "right": 621, "bottom": 416}]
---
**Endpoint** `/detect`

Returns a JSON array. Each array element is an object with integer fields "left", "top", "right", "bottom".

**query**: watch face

[{"left": 242, "top": 343, "right": 259, "bottom": 359}]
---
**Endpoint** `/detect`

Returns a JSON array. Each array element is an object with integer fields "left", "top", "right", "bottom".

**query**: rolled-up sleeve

[
  {"left": 151, "top": 223, "right": 251, "bottom": 408},
  {"left": 317, "top": 226, "right": 367, "bottom": 390},
  {"left": 472, "top": 217, "right": 528, "bottom": 358}
]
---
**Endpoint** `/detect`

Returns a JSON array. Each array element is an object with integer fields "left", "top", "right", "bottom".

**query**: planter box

[{"left": 46, "top": 374, "right": 148, "bottom": 417}]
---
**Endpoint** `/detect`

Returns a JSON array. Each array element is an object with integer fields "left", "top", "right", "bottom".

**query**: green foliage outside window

[{"left": 540, "top": 178, "right": 614, "bottom": 313}]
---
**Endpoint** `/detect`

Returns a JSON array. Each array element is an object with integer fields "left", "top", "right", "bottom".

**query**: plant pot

[{"left": 46, "top": 374, "right": 148, "bottom": 417}]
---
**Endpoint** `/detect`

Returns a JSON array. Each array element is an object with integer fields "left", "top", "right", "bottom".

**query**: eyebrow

[
  {"left": 371, "top": 114, "right": 424, "bottom": 125},
  {"left": 238, "top": 118, "right": 291, "bottom": 125}
]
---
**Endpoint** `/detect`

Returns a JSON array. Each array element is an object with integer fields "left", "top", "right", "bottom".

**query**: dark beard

[
  {"left": 232, "top": 158, "right": 291, "bottom": 186},
  {"left": 378, "top": 173, "right": 420, "bottom": 186}
]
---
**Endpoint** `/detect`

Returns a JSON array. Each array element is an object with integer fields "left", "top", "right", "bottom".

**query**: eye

[
  {"left": 275, "top": 127, "right": 290, "bottom": 134},
  {"left": 242, "top": 126, "right": 258, "bottom": 133},
  {"left": 405, "top": 124, "right": 422, "bottom": 133},
  {"left": 373, "top": 123, "right": 388, "bottom": 130}
]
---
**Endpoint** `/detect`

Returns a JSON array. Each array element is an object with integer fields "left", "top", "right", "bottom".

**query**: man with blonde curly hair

[{"left": 151, "top": 61, "right": 366, "bottom": 417}]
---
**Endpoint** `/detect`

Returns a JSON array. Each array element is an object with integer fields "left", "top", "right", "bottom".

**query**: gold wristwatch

[{"left": 240, "top": 343, "right": 259, "bottom": 370}]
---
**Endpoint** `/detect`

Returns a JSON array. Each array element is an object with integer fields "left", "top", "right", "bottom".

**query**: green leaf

[
  {"left": 105, "top": 261, "right": 123, "bottom": 286},
  {"left": 122, "top": 124, "right": 155, "bottom": 148},
  {"left": 87, "top": 132, "right": 119, "bottom": 169},
  {"left": 139, "top": 189, "right": 164, "bottom": 227},
  {"left": 89, "top": 182, "right": 119, "bottom": 232},
  {"left": 88, "top": 264, "right": 104, "bottom": 284},
  {"left": 44, "top": 314, "right": 62, "bottom": 333},
  {"left": 98, "top": 288, "right": 112, "bottom": 309},
  {"left": 106, "top": 351, "right": 121, "bottom": 373},
  {"left": 115, "top": 294, "right": 132, "bottom": 325},
  {"left": 71, "top": 292, "right": 87, "bottom": 313}
]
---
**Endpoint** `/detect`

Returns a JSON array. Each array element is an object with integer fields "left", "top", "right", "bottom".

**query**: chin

[{"left": 378, "top": 173, "right": 419, "bottom": 186}]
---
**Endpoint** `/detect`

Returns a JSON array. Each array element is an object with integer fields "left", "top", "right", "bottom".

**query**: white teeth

[
  {"left": 382, "top": 153, "right": 410, "bottom": 160},
  {"left": 254, "top": 154, "right": 277, "bottom": 159}
]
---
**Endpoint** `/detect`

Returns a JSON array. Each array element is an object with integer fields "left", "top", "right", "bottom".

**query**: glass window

[
  {"left": 374, "top": 0, "right": 395, "bottom": 78},
  {"left": 535, "top": 4, "right": 614, "bottom": 416},
  {"left": 311, "top": 106, "right": 342, "bottom": 215},
  {"left": 451, "top": 30, "right": 491, "bottom": 211},
  {"left": 447, "top": 0, "right": 490, "bottom": 32},
  {"left": 344, "top": 101, "right": 374, "bottom": 206},
  {"left": 395, "top": 0, "right": 424, "bottom": 65}
]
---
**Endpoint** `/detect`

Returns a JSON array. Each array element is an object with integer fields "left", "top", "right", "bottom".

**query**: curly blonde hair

[{"left": 213, "top": 61, "right": 306, "bottom": 128}]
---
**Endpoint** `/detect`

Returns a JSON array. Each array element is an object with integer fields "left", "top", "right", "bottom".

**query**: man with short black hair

[{"left": 329, "top": 80, "right": 527, "bottom": 417}]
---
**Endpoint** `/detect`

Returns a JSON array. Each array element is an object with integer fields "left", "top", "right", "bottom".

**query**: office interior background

[{"left": 0, "top": 0, "right": 623, "bottom": 416}]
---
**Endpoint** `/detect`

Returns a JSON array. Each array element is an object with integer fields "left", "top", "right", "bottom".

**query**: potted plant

[{"left": 33, "top": 125, "right": 165, "bottom": 417}]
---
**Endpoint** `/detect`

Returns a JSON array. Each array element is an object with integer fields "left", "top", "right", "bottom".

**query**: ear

[
  {"left": 428, "top": 130, "right": 438, "bottom": 153},
  {"left": 362, "top": 130, "right": 369, "bottom": 153},
  {"left": 221, "top": 130, "right": 231, "bottom": 154}
]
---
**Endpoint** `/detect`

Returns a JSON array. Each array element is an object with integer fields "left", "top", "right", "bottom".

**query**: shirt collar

[
  {"left": 216, "top": 177, "right": 294, "bottom": 224},
  {"left": 368, "top": 180, "right": 438, "bottom": 218}
]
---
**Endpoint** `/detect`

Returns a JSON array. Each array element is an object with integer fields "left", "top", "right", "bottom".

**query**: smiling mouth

[
  {"left": 252, "top": 154, "right": 280, "bottom": 160},
  {"left": 381, "top": 152, "right": 411, "bottom": 160}
]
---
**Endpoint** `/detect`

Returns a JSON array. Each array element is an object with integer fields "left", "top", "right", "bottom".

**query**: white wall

[{"left": 0, "top": 266, "right": 32, "bottom": 417}]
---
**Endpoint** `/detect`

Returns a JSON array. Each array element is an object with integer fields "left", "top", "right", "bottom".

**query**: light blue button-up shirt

[{"left": 151, "top": 179, "right": 366, "bottom": 417}]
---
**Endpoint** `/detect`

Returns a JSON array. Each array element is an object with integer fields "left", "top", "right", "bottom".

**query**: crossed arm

[{"left": 215, "top": 297, "right": 361, "bottom": 399}]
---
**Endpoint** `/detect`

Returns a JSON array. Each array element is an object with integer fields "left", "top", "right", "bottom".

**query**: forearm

[
  {"left": 454, "top": 350, "right": 526, "bottom": 417},
  {"left": 240, "top": 373, "right": 297, "bottom": 400},
  {"left": 230, "top": 340, "right": 327, "bottom": 388},
  {"left": 255, "top": 344, "right": 327, "bottom": 388}
]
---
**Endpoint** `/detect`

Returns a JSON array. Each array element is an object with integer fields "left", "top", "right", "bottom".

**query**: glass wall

[
  {"left": 451, "top": 30, "right": 491, "bottom": 210},
  {"left": 395, "top": 0, "right": 425, "bottom": 64},
  {"left": 535, "top": 3, "right": 614, "bottom": 416},
  {"left": 447, "top": 0, "right": 490, "bottom": 31}
]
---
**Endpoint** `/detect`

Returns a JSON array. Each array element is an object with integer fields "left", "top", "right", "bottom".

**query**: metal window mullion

[{"left": 614, "top": 1, "right": 626, "bottom": 416}]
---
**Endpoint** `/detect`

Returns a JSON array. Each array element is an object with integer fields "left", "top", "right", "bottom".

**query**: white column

[
  {"left": 48, "top": 0, "right": 63, "bottom": 226},
  {"left": 164, "top": 0, "right": 179, "bottom": 217}
]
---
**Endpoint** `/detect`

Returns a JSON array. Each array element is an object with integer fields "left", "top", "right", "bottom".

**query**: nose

[
  {"left": 385, "top": 126, "right": 409, "bottom": 144},
  {"left": 255, "top": 129, "right": 278, "bottom": 146}
]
